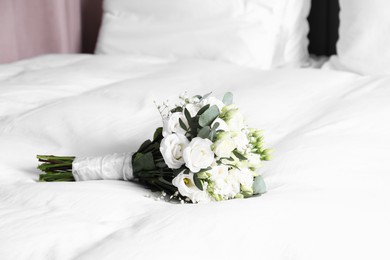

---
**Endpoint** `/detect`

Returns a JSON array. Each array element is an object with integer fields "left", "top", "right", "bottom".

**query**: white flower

[
  {"left": 185, "top": 103, "right": 201, "bottom": 117},
  {"left": 160, "top": 134, "right": 189, "bottom": 169},
  {"left": 223, "top": 107, "right": 245, "bottom": 132},
  {"left": 231, "top": 131, "right": 249, "bottom": 152},
  {"left": 163, "top": 112, "right": 188, "bottom": 137},
  {"left": 208, "top": 165, "right": 240, "bottom": 199},
  {"left": 211, "top": 118, "right": 229, "bottom": 132},
  {"left": 213, "top": 132, "right": 236, "bottom": 158},
  {"left": 172, "top": 172, "right": 211, "bottom": 203},
  {"left": 230, "top": 168, "right": 254, "bottom": 189},
  {"left": 183, "top": 137, "right": 214, "bottom": 172},
  {"left": 247, "top": 153, "right": 262, "bottom": 168},
  {"left": 201, "top": 96, "right": 225, "bottom": 112}
]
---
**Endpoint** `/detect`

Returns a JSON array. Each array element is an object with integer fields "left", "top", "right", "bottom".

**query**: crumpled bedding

[{"left": 0, "top": 54, "right": 389, "bottom": 260}]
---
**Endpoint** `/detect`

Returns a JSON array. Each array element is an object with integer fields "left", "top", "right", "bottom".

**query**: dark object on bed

[
  {"left": 80, "top": 0, "right": 340, "bottom": 57},
  {"left": 308, "top": 0, "right": 340, "bottom": 56}
]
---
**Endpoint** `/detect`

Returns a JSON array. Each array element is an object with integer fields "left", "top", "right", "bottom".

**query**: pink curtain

[{"left": 0, "top": 0, "right": 81, "bottom": 63}]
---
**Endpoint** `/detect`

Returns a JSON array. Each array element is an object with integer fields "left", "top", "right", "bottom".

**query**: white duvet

[{"left": 0, "top": 54, "right": 389, "bottom": 260}]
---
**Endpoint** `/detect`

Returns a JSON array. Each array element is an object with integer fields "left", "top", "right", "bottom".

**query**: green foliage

[
  {"left": 193, "top": 173, "right": 203, "bottom": 190},
  {"left": 199, "top": 105, "right": 219, "bottom": 127},
  {"left": 197, "top": 126, "right": 211, "bottom": 139},
  {"left": 36, "top": 155, "right": 75, "bottom": 182},
  {"left": 233, "top": 150, "right": 247, "bottom": 161},
  {"left": 222, "top": 92, "right": 233, "bottom": 105},
  {"left": 253, "top": 175, "right": 266, "bottom": 195}
]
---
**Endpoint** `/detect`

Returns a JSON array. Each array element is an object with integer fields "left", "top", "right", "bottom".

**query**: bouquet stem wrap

[{"left": 72, "top": 153, "right": 133, "bottom": 181}]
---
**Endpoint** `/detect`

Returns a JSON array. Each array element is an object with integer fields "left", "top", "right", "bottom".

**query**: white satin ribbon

[{"left": 72, "top": 153, "right": 133, "bottom": 181}]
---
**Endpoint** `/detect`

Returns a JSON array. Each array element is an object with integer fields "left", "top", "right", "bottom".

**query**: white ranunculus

[
  {"left": 160, "top": 134, "right": 189, "bottom": 169},
  {"left": 208, "top": 165, "right": 240, "bottom": 199},
  {"left": 183, "top": 137, "right": 214, "bottom": 172},
  {"left": 211, "top": 118, "right": 229, "bottom": 132},
  {"left": 213, "top": 132, "right": 236, "bottom": 158},
  {"left": 163, "top": 112, "right": 188, "bottom": 137},
  {"left": 172, "top": 172, "right": 211, "bottom": 203},
  {"left": 231, "top": 131, "right": 249, "bottom": 152},
  {"left": 201, "top": 96, "right": 225, "bottom": 112},
  {"left": 185, "top": 103, "right": 201, "bottom": 117},
  {"left": 223, "top": 108, "right": 245, "bottom": 132}
]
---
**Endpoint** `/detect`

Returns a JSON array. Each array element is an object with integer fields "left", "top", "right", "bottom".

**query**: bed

[{"left": 1, "top": 0, "right": 390, "bottom": 259}]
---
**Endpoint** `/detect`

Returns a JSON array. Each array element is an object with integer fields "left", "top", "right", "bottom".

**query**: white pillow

[
  {"left": 327, "top": 0, "right": 390, "bottom": 75},
  {"left": 95, "top": 0, "right": 310, "bottom": 69}
]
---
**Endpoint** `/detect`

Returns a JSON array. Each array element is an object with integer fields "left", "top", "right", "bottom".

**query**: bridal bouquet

[{"left": 37, "top": 92, "right": 270, "bottom": 203}]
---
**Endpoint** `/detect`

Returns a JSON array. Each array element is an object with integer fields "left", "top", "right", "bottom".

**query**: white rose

[
  {"left": 201, "top": 96, "right": 225, "bottom": 112},
  {"left": 213, "top": 132, "right": 236, "bottom": 158},
  {"left": 211, "top": 118, "right": 229, "bottom": 132},
  {"left": 183, "top": 137, "right": 214, "bottom": 172},
  {"left": 163, "top": 112, "right": 188, "bottom": 137},
  {"left": 231, "top": 131, "right": 249, "bottom": 152},
  {"left": 172, "top": 172, "right": 211, "bottom": 203},
  {"left": 160, "top": 134, "right": 189, "bottom": 169}
]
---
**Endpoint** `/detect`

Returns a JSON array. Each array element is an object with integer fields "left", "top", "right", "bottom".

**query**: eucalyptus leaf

[
  {"left": 196, "top": 104, "right": 210, "bottom": 116},
  {"left": 253, "top": 175, "right": 267, "bottom": 195},
  {"left": 222, "top": 92, "right": 233, "bottom": 105},
  {"left": 193, "top": 173, "right": 203, "bottom": 190},
  {"left": 211, "top": 122, "right": 220, "bottom": 131},
  {"left": 199, "top": 105, "right": 219, "bottom": 127},
  {"left": 208, "top": 129, "right": 216, "bottom": 141},
  {"left": 197, "top": 126, "right": 211, "bottom": 139}
]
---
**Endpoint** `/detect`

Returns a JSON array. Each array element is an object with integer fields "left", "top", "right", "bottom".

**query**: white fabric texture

[
  {"left": 0, "top": 54, "right": 390, "bottom": 259},
  {"left": 95, "top": 0, "right": 310, "bottom": 69},
  {"left": 72, "top": 153, "right": 133, "bottom": 181},
  {"left": 326, "top": 0, "right": 390, "bottom": 75}
]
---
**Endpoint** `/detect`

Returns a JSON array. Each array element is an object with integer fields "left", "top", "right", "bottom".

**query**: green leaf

[
  {"left": 222, "top": 92, "right": 233, "bottom": 105},
  {"left": 179, "top": 118, "right": 188, "bottom": 131},
  {"left": 233, "top": 150, "right": 247, "bottom": 160},
  {"left": 199, "top": 105, "right": 219, "bottom": 127},
  {"left": 196, "top": 104, "right": 210, "bottom": 116},
  {"left": 253, "top": 175, "right": 266, "bottom": 195},
  {"left": 211, "top": 122, "right": 220, "bottom": 131},
  {"left": 200, "top": 92, "right": 212, "bottom": 101},
  {"left": 137, "top": 140, "right": 152, "bottom": 153},
  {"left": 171, "top": 106, "right": 183, "bottom": 113},
  {"left": 153, "top": 127, "right": 163, "bottom": 142},
  {"left": 208, "top": 129, "right": 217, "bottom": 141},
  {"left": 184, "top": 108, "right": 192, "bottom": 124},
  {"left": 132, "top": 152, "right": 156, "bottom": 172},
  {"left": 193, "top": 173, "right": 203, "bottom": 191},
  {"left": 197, "top": 126, "right": 211, "bottom": 139},
  {"left": 173, "top": 166, "right": 185, "bottom": 176}
]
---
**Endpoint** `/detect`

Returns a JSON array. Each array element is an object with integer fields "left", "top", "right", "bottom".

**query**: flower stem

[{"left": 37, "top": 155, "right": 75, "bottom": 182}]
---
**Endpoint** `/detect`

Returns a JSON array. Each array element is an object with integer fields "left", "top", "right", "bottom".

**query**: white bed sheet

[{"left": 0, "top": 54, "right": 390, "bottom": 260}]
